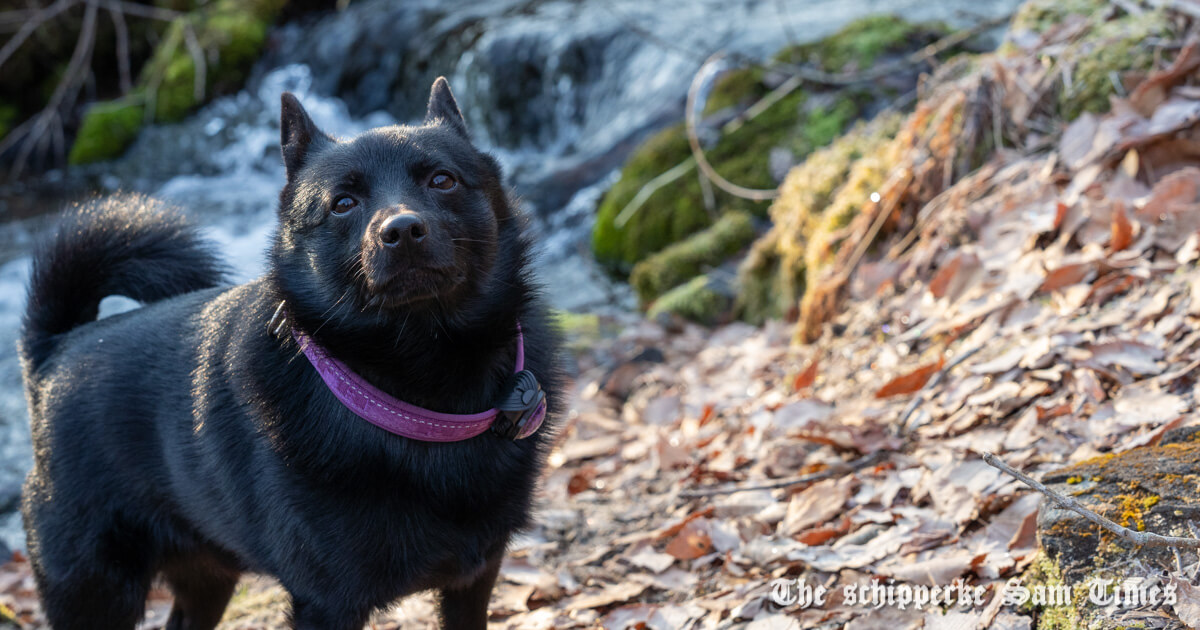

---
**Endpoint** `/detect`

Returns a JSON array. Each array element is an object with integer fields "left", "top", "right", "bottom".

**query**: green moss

[
  {"left": 736, "top": 231, "right": 791, "bottom": 324},
  {"left": 591, "top": 124, "right": 709, "bottom": 273},
  {"left": 646, "top": 275, "right": 732, "bottom": 326},
  {"left": 593, "top": 15, "right": 947, "bottom": 281},
  {"left": 802, "top": 99, "right": 859, "bottom": 159},
  {"left": 1060, "top": 10, "right": 1172, "bottom": 119},
  {"left": 776, "top": 15, "right": 941, "bottom": 73},
  {"left": 705, "top": 67, "right": 767, "bottom": 115},
  {"left": 553, "top": 310, "right": 600, "bottom": 336},
  {"left": 630, "top": 211, "right": 756, "bottom": 306},
  {"left": 152, "top": 26, "right": 200, "bottom": 121},
  {"left": 1011, "top": 0, "right": 1106, "bottom": 34},
  {"left": 68, "top": 0, "right": 285, "bottom": 164},
  {"left": 593, "top": 87, "right": 865, "bottom": 274},
  {"left": 67, "top": 98, "right": 146, "bottom": 165},
  {"left": 552, "top": 310, "right": 606, "bottom": 354},
  {"left": 1020, "top": 552, "right": 1081, "bottom": 630}
]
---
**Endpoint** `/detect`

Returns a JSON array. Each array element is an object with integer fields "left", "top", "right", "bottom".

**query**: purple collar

[{"left": 288, "top": 316, "right": 546, "bottom": 442}]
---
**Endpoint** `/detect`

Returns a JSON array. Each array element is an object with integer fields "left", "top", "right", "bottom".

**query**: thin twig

[
  {"left": 772, "top": 15, "right": 1009, "bottom": 87},
  {"left": 614, "top": 156, "right": 696, "bottom": 227},
  {"left": 774, "top": 0, "right": 800, "bottom": 49},
  {"left": 4, "top": 0, "right": 98, "bottom": 177},
  {"left": 1141, "top": 0, "right": 1200, "bottom": 19},
  {"left": 686, "top": 53, "right": 780, "bottom": 201},
  {"left": 181, "top": 23, "right": 207, "bottom": 102},
  {"left": 614, "top": 15, "right": 1001, "bottom": 220},
  {"left": 982, "top": 452, "right": 1200, "bottom": 549},
  {"left": 106, "top": 0, "right": 132, "bottom": 93},
  {"left": 106, "top": 0, "right": 182, "bottom": 22},
  {"left": 723, "top": 71, "right": 806, "bottom": 137},
  {"left": 680, "top": 451, "right": 885, "bottom": 498},
  {"left": 613, "top": 64, "right": 807, "bottom": 225},
  {"left": 0, "top": 0, "right": 76, "bottom": 72}
]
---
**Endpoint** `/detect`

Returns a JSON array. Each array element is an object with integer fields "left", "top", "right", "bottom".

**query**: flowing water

[{"left": 0, "top": 0, "right": 1023, "bottom": 549}]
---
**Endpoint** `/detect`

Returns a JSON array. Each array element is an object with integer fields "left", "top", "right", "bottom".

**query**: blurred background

[{"left": 0, "top": 0, "right": 1020, "bottom": 552}]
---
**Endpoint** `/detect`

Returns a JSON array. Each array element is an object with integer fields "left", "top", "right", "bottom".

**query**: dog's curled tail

[{"left": 20, "top": 195, "right": 226, "bottom": 372}]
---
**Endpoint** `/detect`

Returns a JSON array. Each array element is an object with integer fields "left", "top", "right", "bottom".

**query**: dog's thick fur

[{"left": 19, "top": 79, "right": 561, "bottom": 630}]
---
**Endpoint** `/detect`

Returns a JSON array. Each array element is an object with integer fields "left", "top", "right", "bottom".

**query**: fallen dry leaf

[
  {"left": 781, "top": 475, "right": 856, "bottom": 535},
  {"left": 1173, "top": 578, "right": 1200, "bottom": 628},
  {"left": 664, "top": 518, "right": 713, "bottom": 560},
  {"left": 1038, "top": 262, "right": 1095, "bottom": 293},
  {"left": 792, "top": 357, "right": 819, "bottom": 390},
  {"left": 1130, "top": 38, "right": 1200, "bottom": 116},
  {"left": 1110, "top": 201, "right": 1133, "bottom": 252},
  {"left": 875, "top": 357, "right": 945, "bottom": 398},
  {"left": 796, "top": 515, "right": 851, "bottom": 546}
]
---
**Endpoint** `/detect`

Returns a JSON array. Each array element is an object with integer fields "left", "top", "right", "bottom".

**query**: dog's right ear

[{"left": 280, "top": 93, "right": 324, "bottom": 178}]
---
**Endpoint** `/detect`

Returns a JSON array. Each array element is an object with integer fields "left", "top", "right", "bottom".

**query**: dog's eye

[
  {"left": 331, "top": 195, "right": 358, "bottom": 215},
  {"left": 429, "top": 172, "right": 457, "bottom": 191}
]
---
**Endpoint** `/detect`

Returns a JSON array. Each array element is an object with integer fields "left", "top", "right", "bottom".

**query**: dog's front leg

[{"left": 437, "top": 552, "right": 502, "bottom": 630}]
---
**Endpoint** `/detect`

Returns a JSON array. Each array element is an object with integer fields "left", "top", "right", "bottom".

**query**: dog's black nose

[{"left": 379, "top": 214, "right": 428, "bottom": 247}]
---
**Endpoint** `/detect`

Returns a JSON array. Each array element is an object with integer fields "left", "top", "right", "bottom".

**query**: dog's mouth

[{"left": 362, "top": 267, "right": 466, "bottom": 308}]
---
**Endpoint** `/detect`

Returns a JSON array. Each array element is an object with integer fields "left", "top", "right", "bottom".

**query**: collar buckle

[{"left": 492, "top": 370, "right": 547, "bottom": 440}]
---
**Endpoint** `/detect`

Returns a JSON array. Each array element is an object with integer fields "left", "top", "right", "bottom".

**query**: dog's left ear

[
  {"left": 424, "top": 77, "right": 468, "bottom": 136},
  {"left": 280, "top": 92, "right": 328, "bottom": 179}
]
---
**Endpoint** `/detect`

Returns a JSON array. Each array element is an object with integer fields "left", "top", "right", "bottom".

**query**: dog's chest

[{"left": 276, "top": 442, "right": 534, "bottom": 595}]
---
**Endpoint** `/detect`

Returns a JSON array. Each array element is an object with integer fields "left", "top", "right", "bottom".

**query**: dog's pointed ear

[
  {"left": 424, "top": 77, "right": 467, "bottom": 136},
  {"left": 280, "top": 92, "right": 324, "bottom": 178}
]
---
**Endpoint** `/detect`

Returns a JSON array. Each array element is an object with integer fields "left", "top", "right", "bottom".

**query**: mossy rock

[
  {"left": 705, "top": 67, "right": 768, "bottom": 115},
  {"left": 1034, "top": 426, "right": 1200, "bottom": 627},
  {"left": 592, "top": 124, "right": 712, "bottom": 274},
  {"left": 68, "top": 98, "right": 147, "bottom": 165},
  {"left": 592, "top": 88, "right": 865, "bottom": 274},
  {"left": 1011, "top": 0, "right": 1177, "bottom": 120},
  {"left": 775, "top": 15, "right": 950, "bottom": 73},
  {"left": 630, "top": 211, "right": 756, "bottom": 307},
  {"left": 646, "top": 274, "right": 734, "bottom": 326},
  {"left": 144, "top": 0, "right": 280, "bottom": 121},
  {"left": 592, "top": 14, "right": 953, "bottom": 276},
  {"left": 593, "top": 15, "right": 955, "bottom": 282},
  {"left": 67, "top": 0, "right": 286, "bottom": 164}
]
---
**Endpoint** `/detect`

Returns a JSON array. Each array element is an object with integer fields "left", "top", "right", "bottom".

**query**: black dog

[{"left": 19, "top": 78, "right": 561, "bottom": 630}]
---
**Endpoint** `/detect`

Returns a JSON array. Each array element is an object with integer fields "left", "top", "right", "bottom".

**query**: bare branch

[
  {"left": 686, "top": 53, "right": 781, "bottom": 201},
  {"left": 105, "top": 0, "right": 182, "bottom": 22},
  {"left": 1140, "top": 0, "right": 1200, "bottom": 20},
  {"left": 0, "top": 0, "right": 77, "bottom": 72},
  {"left": 106, "top": 0, "right": 132, "bottom": 93},
  {"left": 613, "top": 156, "right": 696, "bottom": 228},
  {"left": 182, "top": 23, "right": 206, "bottom": 102},
  {"left": 680, "top": 451, "right": 884, "bottom": 498},
  {"left": 982, "top": 452, "right": 1200, "bottom": 549},
  {"left": 5, "top": 0, "right": 97, "bottom": 177}
]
